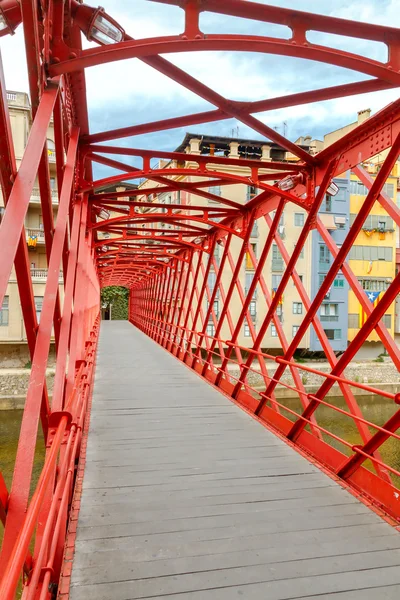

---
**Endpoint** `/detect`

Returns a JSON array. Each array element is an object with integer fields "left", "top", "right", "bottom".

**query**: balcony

[
  {"left": 319, "top": 260, "right": 330, "bottom": 272},
  {"left": 26, "top": 228, "right": 45, "bottom": 245},
  {"left": 31, "top": 268, "right": 63, "bottom": 282},
  {"left": 30, "top": 187, "right": 58, "bottom": 204},
  {"left": 320, "top": 315, "right": 339, "bottom": 322}
]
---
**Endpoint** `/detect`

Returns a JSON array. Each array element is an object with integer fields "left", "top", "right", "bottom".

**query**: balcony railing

[
  {"left": 26, "top": 229, "right": 45, "bottom": 244},
  {"left": 30, "top": 187, "right": 58, "bottom": 203},
  {"left": 319, "top": 260, "right": 331, "bottom": 271},
  {"left": 320, "top": 314, "right": 339, "bottom": 322},
  {"left": 31, "top": 268, "right": 63, "bottom": 282}
]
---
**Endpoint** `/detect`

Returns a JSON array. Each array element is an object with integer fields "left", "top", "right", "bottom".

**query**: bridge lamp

[
  {"left": 277, "top": 174, "right": 304, "bottom": 192},
  {"left": 0, "top": 0, "right": 22, "bottom": 37},
  {"left": 326, "top": 181, "right": 339, "bottom": 196},
  {"left": 98, "top": 208, "right": 110, "bottom": 220},
  {"left": 72, "top": 1, "right": 125, "bottom": 45}
]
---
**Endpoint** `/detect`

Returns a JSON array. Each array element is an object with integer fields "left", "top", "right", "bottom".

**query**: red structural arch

[{"left": 0, "top": 0, "right": 400, "bottom": 598}]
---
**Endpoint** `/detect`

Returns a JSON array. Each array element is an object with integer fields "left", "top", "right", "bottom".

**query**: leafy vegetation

[{"left": 101, "top": 286, "right": 129, "bottom": 320}]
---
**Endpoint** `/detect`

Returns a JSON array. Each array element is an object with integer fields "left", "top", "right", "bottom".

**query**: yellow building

[{"left": 347, "top": 166, "right": 398, "bottom": 344}]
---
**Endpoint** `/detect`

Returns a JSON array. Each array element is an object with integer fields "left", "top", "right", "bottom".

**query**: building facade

[{"left": 139, "top": 116, "right": 399, "bottom": 356}]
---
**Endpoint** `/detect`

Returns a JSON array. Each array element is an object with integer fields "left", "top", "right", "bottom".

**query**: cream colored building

[
  {"left": 138, "top": 134, "right": 312, "bottom": 352},
  {"left": 0, "top": 91, "right": 62, "bottom": 364}
]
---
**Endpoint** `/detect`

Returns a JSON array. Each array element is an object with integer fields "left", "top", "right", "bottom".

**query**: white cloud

[{"left": 0, "top": 0, "right": 399, "bottom": 146}]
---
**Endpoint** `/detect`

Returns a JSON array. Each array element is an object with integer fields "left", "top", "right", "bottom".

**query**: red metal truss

[{"left": 1, "top": 0, "right": 400, "bottom": 598}]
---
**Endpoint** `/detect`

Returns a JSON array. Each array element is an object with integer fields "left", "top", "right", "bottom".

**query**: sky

[{"left": 0, "top": 0, "right": 399, "bottom": 179}]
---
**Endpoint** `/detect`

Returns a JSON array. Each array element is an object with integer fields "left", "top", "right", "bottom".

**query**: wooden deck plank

[{"left": 69, "top": 322, "right": 400, "bottom": 599}]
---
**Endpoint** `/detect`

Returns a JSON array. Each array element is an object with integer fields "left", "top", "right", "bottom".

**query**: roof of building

[
  {"left": 95, "top": 182, "right": 138, "bottom": 193},
  {"left": 174, "top": 132, "right": 308, "bottom": 158}
]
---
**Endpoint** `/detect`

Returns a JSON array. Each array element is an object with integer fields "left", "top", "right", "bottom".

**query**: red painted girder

[
  {"left": 89, "top": 172, "right": 294, "bottom": 201},
  {"left": 84, "top": 79, "right": 396, "bottom": 144},
  {"left": 270, "top": 215, "right": 390, "bottom": 481},
  {"left": 86, "top": 144, "right": 305, "bottom": 172},
  {"left": 87, "top": 152, "right": 245, "bottom": 210},
  {"left": 213, "top": 202, "right": 284, "bottom": 386},
  {"left": 92, "top": 214, "right": 241, "bottom": 237},
  {"left": 152, "top": 0, "right": 400, "bottom": 44},
  {"left": 87, "top": 169, "right": 307, "bottom": 214},
  {"left": 232, "top": 163, "right": 337, "bottom": 401},
  {"left": 283, "top": 133, "right": 400, "bottom": 442},
  {"left": 52, "top": 200, "right": 83, "bottom": 411},
  {"left": 49, "top": 36, "right": 400, "bottom": 88},
  {"left": 0, "top": 53, "right": 51, "bottom": 441},
  {"left": 91, "top": 200, "right": 238, "bottom": 215},
  {"left": 317, "top": 98, "right": 400, "bottom": 175},
  {"left": 0, "top": 83, "right": 58, "bottom": 310},
  {"left": 0, "top": 127, "right": 79, "bottom": 576}
]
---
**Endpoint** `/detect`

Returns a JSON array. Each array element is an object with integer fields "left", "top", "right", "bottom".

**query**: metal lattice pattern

[{"left": 0, "top": 0, "right": 400, "bottom": 598}]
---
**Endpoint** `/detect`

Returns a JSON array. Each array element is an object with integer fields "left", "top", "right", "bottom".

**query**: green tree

[{"left": 101, "top": 286, "right": 129, "bottom": 320}]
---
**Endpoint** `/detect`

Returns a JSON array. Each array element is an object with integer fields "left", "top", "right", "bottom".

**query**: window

[
  {"left": 272, "top": 244, "right": 284, "bottom": 271},
  {"left": 176, "top": 190, "right": 181, "bottom": 204},
  {"left": 272, "top": 274, "right": 282, "bottom": 288},
  {"left": 244, "top": 322, "right": 251, "bottom": 337},
  {"left": 325, "top": 196, "right": 332, "bottom": 212},
  {"left": 383, "top": 314, "right": 392, "bottom": 328},
  {"left": 294, "top": 213, "right": 304, "bottom": 226},
  {"left": 321, "top": 303, "right": 339, "bottom": 321},
  {"left": 206, "top": 323, "right": 215, "bottom": 338},
  {"left": 324, "top": 328, "right": 341, "bottom": 340},
  {"left": 0, "top": 296, "right": 9, "bottom": 326},
  {"left": 251, "top": 222, "right": 259, "bottom": 237},
  {"left": 350, "top": 180, "right": 367, "bottom": 196},
  {"left": 293, "top": 302, "right": 303, "bottom": 314},
  {"left": 271, "top": 324, "right": 278, "bottom": 337},
  {"left": 34, "top": 296, "right": 43, "bottom": 323},
  {"left": 207, "top": 300, "right": 219, "bottom": 320},
  {"left": 207, "top": 272, "right": 216, "bottom": 294},
  {"left": 384, "top": 183, "right": 395, "bottom": 198},
  {"left": 292, "top": 325, "right": 299, "bottom": 337},
  {"left": 249, "top": 301, "right": 256, "bottom": 317},
  {"left": 321, "top": 303, "right": 338, "bottom": 316},
  {"left": 276, "top": 304, "right": 283, "bottom": 317},
  {"left": 0, "top": 207, "right": 4, "bottom": 224},
  {"left": 334, "top": 277, "right": 345, "bottom": 288},
  {"left": 246, "top": 185, "right": 257, "bottom": 202},
  {"left": 245, "top": 272, "right": 257, "bottom": 298},
  {"left": 350, "top": 214, "right": 394, "bottom": 231},
  {"left": 209, "top": 185, "right": 221, "bottom": 196},
  {"left": 349, "top": 246, "right": 393, "bottom": 262},
  {"left": 358, "top": 278, "right": 390, "bottom": 292},
  {"left": 319, "top": 245, "right": 330, "bottom": 264}
]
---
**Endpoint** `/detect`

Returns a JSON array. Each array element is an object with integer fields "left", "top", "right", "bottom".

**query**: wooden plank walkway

[{"left": 69, "top": 321, "right": 400, "bottom": 599}]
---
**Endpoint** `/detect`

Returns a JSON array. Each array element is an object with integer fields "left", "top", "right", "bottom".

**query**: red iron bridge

[{"left": 1, "top": 1, "right": 400, "bottom": 598}]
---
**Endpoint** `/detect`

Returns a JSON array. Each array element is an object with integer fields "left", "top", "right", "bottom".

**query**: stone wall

[{"left": 0, "top": 368, "right": 55, "bottom": 409}]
